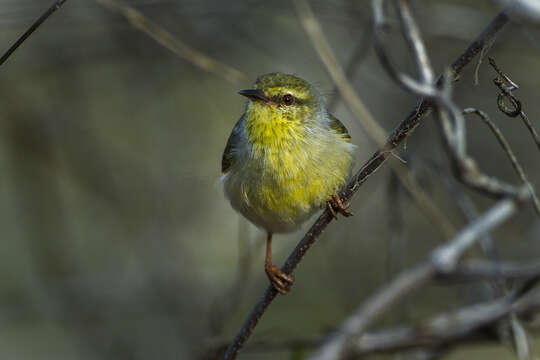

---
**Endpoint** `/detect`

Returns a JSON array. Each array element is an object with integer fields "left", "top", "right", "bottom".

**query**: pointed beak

[{"left": 238, "top": 89, "right": 270, "bottom": 103}]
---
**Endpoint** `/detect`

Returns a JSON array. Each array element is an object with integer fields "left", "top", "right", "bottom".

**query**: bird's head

[{"left": 239, "top": 73, "right": 322, "bottom": 125}]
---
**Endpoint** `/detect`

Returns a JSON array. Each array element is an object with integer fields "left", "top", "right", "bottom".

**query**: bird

[{"left": 221, "top": 73, "right": 355, "bottom": 294}]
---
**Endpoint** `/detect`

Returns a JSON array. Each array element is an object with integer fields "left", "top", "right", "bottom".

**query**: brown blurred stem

[
  {"left": 0, "top": 0, "right": 68, "bottom": 66},
  {"left": 221, "top": 8, "right": 510, "bottom": 360},
  {"left": 95, "top": 0, "right": 248, "bottom": 85},
  {"left": 326, "top": 21, "right": 373, "bottom": 112}
]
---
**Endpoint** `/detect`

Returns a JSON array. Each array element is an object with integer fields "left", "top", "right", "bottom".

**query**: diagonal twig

[
  {"left": 346, "top": 290, "right": 540, "bottom": 358},
  {"left": 95, "top": 0, "right": 248, "bottom": 85},
  {"left": 463, "top": 108, "right": 540, "bottom": 216},
  {"left": 0, "top": 0, "right": 68, "bottom": 67}
]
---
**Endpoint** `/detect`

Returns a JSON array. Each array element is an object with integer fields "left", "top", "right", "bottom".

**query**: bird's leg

[
  {"left": 327, "top": 193, "right": 352, "bottom": 219},
  {"left": 264, "top": 232, "right": 294, "bottom": 295}
]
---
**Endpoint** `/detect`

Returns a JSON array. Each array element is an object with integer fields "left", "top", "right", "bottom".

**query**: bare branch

[
  {"left": 509, "top": 313, "right": 532, "bottom": 360},
  {"left": 463, "top": 108, "right": 540, "bottom": 216},
  {"left": 395, "top": 0, "right": 434, "bottom": 85},
  {"left": 346, "top": 292, "right": 540, "bottom": 358},
  {"left": 0, "top": 0, "right": 68, "bottom": 67},
  {"left": 442, "top": 174, "right": 501, "bottom": 262},
  {"left": 95, "top": 0, "right": 248, "bottom": 85},
  {"left": 431, "top": 195, "right": 527, "bottom": 272},
  {"left": 220, "top": 8, "right": 510, "bottom": 360},
  {"left": 449, "top": 259, "right": 540, "bottom": 281}
]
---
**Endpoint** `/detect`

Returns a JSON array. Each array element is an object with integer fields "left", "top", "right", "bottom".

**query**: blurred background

[{"left": 0, "top": 0, "right": 540, "bottom": 359}]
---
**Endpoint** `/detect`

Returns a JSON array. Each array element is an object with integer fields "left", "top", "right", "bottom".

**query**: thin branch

[
  {"left": 509, "top": 313, "right": 532, "bottom": 360},
  {"left": 449, "top": 259, "right": 540, "bottom": 281},
  {"left": 220, "top": 8, "right": 510, "bottom": 360},
  {"left": 442, "top": 172, "right": 501, "bottom": 262},
  {"left": 202, "top": 336, "right": 319, "bottom": 359},
  {"left": 518, "top": 112, "right": 540, "bottom": 152},
  {"left": 463, "top": 108, "right": 540, "bottom": 216},
  {"left": 346, "top": 292, "right": 540, "bottom": 358},
  {"left": 0, "top": 0, "right": 68, "bottom": 66},
  {"left": 372, "top": 0, "right": 437, "bottom": 97},
  {"left": 395, "top": 0, "right": 434, "bottom": 85},
  {"left": 473, "top": 36, "right": 495, "bottom": 86},
  {"left": 431, "top": 195, "right": 527, "bottom": 272},
  {"left": 95, "top": 0, "right": 248, "bottom": 85}
]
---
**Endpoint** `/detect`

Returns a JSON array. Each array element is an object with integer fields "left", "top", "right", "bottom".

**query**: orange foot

[
  {"left": 265, "top": 264, "right": 294, "bottom": 295},
  {"left": 327, "top": 193, "right": 352, "bottom": 219}
]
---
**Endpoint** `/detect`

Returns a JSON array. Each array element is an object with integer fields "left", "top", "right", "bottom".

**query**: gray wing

[
  {"left": 329, "top": 113, "right": 351, "bottom": 142},
  {"left": 221, "top": 116, "right": 245, "bottom": 174}
]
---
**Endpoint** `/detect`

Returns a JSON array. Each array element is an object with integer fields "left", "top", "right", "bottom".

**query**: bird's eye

[{"left": 282, "top": 94, "right": 294, "bottom": 106}]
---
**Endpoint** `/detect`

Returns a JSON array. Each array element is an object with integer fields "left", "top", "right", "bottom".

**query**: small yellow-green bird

[{"left": 221, "top": 73, "right": 355, "bottom": 294}]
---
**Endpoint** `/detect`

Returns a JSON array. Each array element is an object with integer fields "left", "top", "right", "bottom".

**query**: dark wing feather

[
  {"left": 329, "top": 114, "right": 351, "bottom": 142},
  {"left": 221, "top": 116, "right": 245, "bottom": 173}
]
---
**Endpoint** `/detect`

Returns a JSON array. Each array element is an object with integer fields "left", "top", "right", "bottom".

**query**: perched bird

[{"left": 221, "top": 73, "right": 355, "bottom": 294}]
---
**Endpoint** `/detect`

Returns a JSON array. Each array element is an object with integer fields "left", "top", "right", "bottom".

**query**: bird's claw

[
  {"left": 265, "top": 264, "right": 294, "bottom": 295},
  {"left": 327, "top": 194, "right": 352, "bottom": 219}
]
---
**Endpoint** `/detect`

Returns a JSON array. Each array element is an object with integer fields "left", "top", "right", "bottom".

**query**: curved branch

[{"left": 463, "top": 108, "right": 540, "bottom": 216}]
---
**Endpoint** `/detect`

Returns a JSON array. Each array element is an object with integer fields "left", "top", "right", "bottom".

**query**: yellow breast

[{"left": 225, "top": 106, "right": 353, "bottom": 233}]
